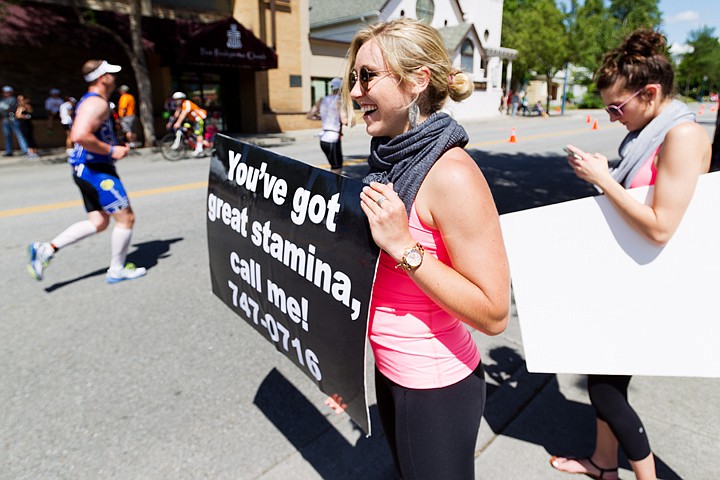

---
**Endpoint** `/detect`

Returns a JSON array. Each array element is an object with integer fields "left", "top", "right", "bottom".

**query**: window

[
  {"left": 416, "top": 0, "right": 434, "bottom": 23},
  {"left": 461, "top": 40, "right": 474, "bottom": 73}
]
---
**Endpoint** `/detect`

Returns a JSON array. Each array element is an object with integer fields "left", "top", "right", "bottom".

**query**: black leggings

[
  {"left": 320, "top": 140, "right": 343, "bottom": 169},
  {"left": 587, "top": 374, "right": 651, "bottom": 461},
  {"left": 375, "top": 364, "right": 486, "bottom": 480}
]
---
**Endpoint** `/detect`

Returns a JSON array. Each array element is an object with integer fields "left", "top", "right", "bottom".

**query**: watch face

[{"left": 406, "top": 249, "right": 423, "bottom": 267}]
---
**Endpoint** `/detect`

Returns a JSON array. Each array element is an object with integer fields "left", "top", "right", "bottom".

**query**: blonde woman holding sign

[
  {"left": 339, "top": 18, "right": 510, "bottom": 479},
  {"left": 552, "top": 29, "right": 711, "bottom": 480}
]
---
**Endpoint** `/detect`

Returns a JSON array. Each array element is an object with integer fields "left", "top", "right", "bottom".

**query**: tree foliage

[
  {"left": 504, "top": 0, "right": 663, "bottom": 90},
  {"left": 502, "top": 0, "right": 569, "bottom": 109},
  {"left": 676, "top": 27, "right": 720, "bottom": 98}
]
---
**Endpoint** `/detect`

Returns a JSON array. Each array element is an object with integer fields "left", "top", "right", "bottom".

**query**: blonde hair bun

[{"left": 449, "top": 71, "right": 473, "bottom": 102}]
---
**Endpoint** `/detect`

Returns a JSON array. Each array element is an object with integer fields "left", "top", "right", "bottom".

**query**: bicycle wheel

[{"left": 159, "top": 133, "right": 187, "bottom": 161}]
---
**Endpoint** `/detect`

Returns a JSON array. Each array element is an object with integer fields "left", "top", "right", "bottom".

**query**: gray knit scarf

[
  {"left": 363, "top": 112, "right": 469, "bottom": 216},
  {"left": 613, "top": 99, "right": 694, "bottom": 188}
]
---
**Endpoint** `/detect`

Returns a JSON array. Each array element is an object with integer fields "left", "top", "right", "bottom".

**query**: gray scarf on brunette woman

[
  {"left": 363, "top": 112, "right": 469, "bottom": 216},
  {"left": 613, "top": 99, "right": 694, "bottom": 188}
]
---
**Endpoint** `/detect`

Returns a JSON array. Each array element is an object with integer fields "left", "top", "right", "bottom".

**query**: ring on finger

[{"left": 376, "top": 196, "right": 386, "bottom": 206}]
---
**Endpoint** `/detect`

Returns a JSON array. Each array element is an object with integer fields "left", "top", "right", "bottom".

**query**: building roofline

[{"left": 310, "top": 11, "right": 381, "bottom": 29}]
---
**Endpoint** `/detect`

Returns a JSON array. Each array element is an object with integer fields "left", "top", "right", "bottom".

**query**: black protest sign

[{"left": 207, "top": 134, "right": 379, "bottom": 434}]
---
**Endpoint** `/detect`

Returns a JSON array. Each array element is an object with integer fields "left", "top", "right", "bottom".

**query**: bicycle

[{"left": 159, "top": 124, "right": 202, "bottom": 161}]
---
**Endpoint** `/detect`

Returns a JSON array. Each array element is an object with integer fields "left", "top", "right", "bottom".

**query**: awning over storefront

[
  {"left": 0, "top": 2, "right": 277, "bottom": 71},
  {"left": 177, "top": 18, "right": 277, "bottom": 70}
]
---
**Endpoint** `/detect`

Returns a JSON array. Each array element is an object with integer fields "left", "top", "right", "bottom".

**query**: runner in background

[{"left": 27, "top": 59, "right": 147, "bottom": 284}]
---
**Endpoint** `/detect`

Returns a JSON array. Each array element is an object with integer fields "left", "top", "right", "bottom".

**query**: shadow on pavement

[
  {"left": 341, "top": 150, "right": 599, "bottom": 215},
  {"left": 469, "top": 150, "right": 599, "bottom": 214},
  {"left": 483, "top": 348, "right": 681, "bottom": 479},
  {"left": 254, "top": 368, "right": 399, "bottom": 480},
  {"left": 44, "top": 237, "right": 183, "bottom": 293}
]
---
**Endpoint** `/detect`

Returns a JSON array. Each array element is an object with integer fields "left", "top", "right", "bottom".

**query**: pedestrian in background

[
  {"left": 59, "top": 96, "right": 76, "bottom": 154},
  {"left": 1, "top": 85, "right": 29, "bottom": 157},
  {"left": 551, "top": 29, "right": 711, "bottom": 480},
  {"left": 15, "top": 94, "right": 38, "bottom": 158},
  {"left": 117, "top": 85, "right": 138, "bottom": 147},
  {"left": 307, "top": 77, "right": 347, "bottom": 174},
  {"left": 510, "top": 90, "right": 520, "bottom": 116},
  {"left": 27, "top": 59, "right": 146, "bottom": 284},
  {"left": 339, "top": 18, "right": 510, "bottom": 480},
  {"left": 45, "top": 88, "right": 63, "bottom": 135}
]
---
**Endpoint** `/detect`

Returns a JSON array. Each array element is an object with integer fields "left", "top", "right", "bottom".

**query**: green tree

[
  {"left": 608, "top": 0, "right": 662, "bottom": 39},
  {"left": 502, "top": 0, "right": 570, "bottom": 111},
  {"left": 565, "top": 0, "right": 618, "bottom": 71},
  {"left": 676, "top": 27, "right": 720, "bottom": 98}
]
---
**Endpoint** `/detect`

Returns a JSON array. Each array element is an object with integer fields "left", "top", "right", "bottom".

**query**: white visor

[{"left": 84, "top": 61, "right": 122, "bottom": 83}]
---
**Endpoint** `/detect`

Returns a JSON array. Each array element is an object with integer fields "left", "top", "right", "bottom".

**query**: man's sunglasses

[
  {"left": 350, "top": 67, "right": 391, "bottom": 93},
  {"left": 604, "top": 86, "right": 649, "bottom": 117}
]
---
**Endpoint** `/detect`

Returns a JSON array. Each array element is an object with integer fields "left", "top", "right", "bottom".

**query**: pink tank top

[
  {"left": 369, "top": 203, "right": 481, "bottom": 389},
  {"left": 629, "top": 145, "right": 661, "bottom": 188}
]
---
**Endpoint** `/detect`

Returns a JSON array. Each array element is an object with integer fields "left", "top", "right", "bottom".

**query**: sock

[
  {"left": 51, "top": 220, "right": 98, "bottom": 250},
  {"left": 109, "top": 226, "right": 133, "bottom": 272}
]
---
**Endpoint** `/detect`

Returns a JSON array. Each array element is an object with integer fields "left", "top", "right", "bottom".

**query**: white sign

[{"left": 500, "top": 172, "right": 720, "bottom": 377}]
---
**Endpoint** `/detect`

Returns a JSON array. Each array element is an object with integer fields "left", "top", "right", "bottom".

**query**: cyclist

[{"left": 171, "top": 92, "right": 207, "bottom": 156}]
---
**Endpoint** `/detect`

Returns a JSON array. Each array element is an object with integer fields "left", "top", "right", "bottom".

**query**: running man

[
  {"left": 171, "top": 91, "right": 207, "bottom": 156},
  {"left": 27, "top": 59, "right": 147, "bottom": 284}
]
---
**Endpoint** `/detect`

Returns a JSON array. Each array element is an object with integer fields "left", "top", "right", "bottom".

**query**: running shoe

[
  {"left": 105, "top": 263, "right": 147, "bottom": 284},
  {"left": 27, "top": 242, "right": 53, "bottom": 280}
]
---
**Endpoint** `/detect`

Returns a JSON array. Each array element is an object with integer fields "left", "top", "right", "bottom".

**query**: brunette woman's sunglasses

[
  {"left": 604, "top": 86, "right": 653, "bottom": 117},
  {"left": 350, "top": 67, "right": 391, "bottom": 93}
]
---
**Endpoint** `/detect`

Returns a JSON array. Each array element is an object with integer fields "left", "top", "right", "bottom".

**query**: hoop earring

[{"left": 408, "top": 100, "right": 420, "bottom": 129}]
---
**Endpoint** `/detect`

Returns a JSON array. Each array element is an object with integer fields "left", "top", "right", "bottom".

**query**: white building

[{"left": 308, "top": 0, "right": 517, "bottom": 120}]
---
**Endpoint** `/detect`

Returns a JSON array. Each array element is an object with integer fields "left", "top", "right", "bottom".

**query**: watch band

[{"left": 395, "top": 243, "right": 425, "bottom": 271}]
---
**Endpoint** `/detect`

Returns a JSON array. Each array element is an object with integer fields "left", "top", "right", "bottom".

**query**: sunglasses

[
  {"left": 350, "top": 66, "right": 391, "bottom": 93},
  {"left": 604, "top": 87, "right": 647, "bottom": 117}
]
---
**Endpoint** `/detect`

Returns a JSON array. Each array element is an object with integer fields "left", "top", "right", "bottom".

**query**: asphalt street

[{"left": 1, "top": 107, "right": 718, "bottom": 479}]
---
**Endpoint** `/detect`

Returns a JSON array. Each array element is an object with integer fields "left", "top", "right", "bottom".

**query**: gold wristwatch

[{"left": 395, "top": 243, "right": 425, "bottom": 272}]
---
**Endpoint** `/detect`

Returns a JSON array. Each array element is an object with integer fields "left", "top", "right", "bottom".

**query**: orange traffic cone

[
  {"left": 592, "top": 119, "right": 599, "bottom": 130},
  {"left": 586, "top": 114, "right": 592, "bottom": 124},
  {"left": 508, "top": 127, "right": 517, "bottom": 143}
]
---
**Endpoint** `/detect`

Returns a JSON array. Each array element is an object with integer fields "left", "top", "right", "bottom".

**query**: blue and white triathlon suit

[{"left": 68, "top": 92, "right": 129, "bottom": 214}]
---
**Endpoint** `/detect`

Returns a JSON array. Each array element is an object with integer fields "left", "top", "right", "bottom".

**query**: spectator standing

[
  {"left": 1, "top": 86, "right": 29, "bottom": 157},
  {"left": 27, "top": 59, "right": 146, "bottom": 284},
  {"left": 341, "top": 18, "right": 510, "bottom": 479},
  {"left": 510, "top": 91, "right": 520, "bottom": 116},
  {"left": 307, "top": 77, "right": 347, "bottom": 174},
  {"left": 59, "top": 96, "right": 77, "bottom": 154},
  {"left": 15, "top": 95, "right": 38, "bottom": 158},
  {"left": 551, "top": 29, "right": 711, "bottom": 480},
  {"left": 45, "top": 88, "right": 64, "bottom": 135},
  {"left": 117, "top": 85, "right": 138, "bottom": 147}
]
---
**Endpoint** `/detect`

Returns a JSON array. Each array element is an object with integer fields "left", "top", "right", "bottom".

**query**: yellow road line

[
  {"left": 0, "top": 181, "right": 208, "bottom": 219},
  {"left": 4, "top": 123, "right": 620, "bottom": 218}
]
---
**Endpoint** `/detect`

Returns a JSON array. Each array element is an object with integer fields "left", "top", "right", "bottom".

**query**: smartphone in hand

[{"left": 563, "top": 146, "right": 582, "bottom": 160}]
